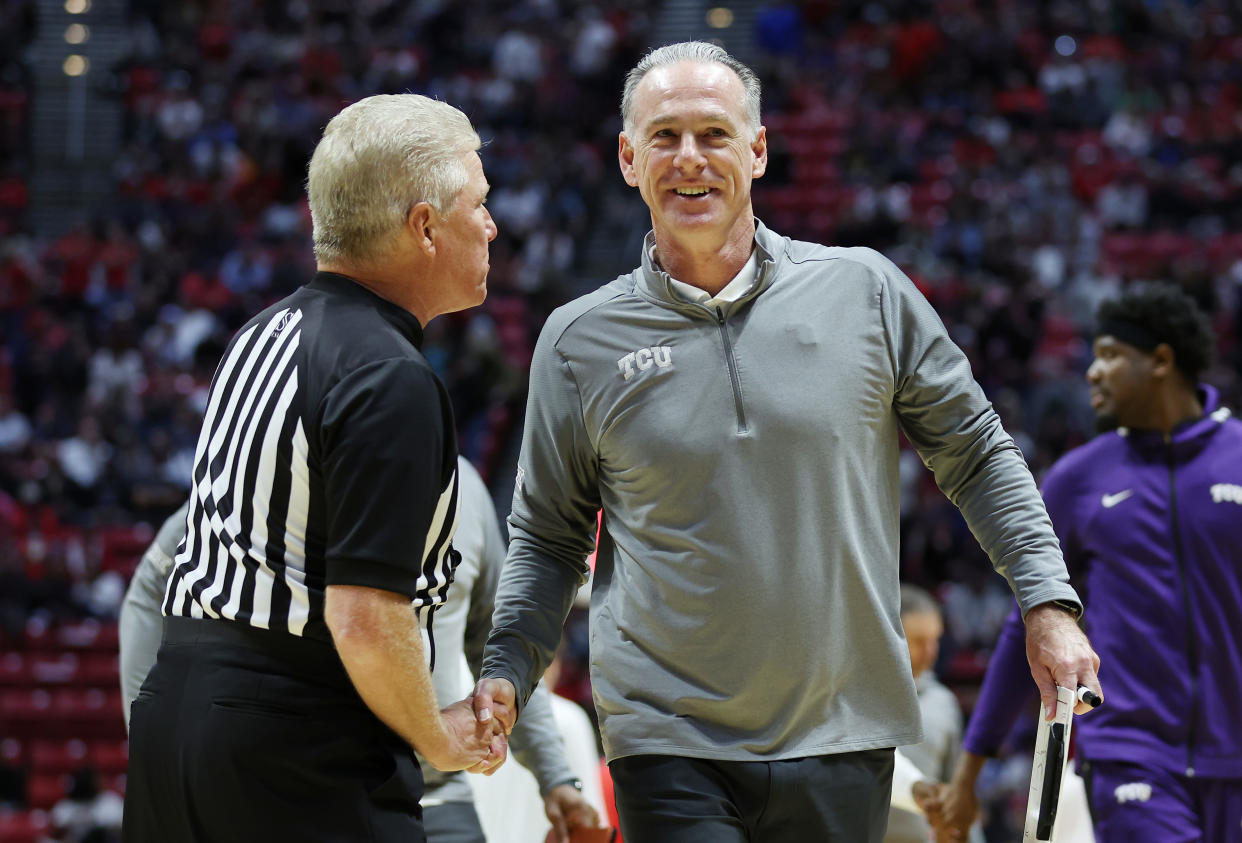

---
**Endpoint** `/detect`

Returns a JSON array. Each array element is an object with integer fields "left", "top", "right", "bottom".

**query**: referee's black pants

[
  {"left": 608, "top": 749, "right": 894, "bottom": 842},
  {"left": 123, "top": 617, "right": 425, "bottom": 843}
]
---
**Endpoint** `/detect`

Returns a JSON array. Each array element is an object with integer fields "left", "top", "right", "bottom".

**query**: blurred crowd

[
  {"left": 0, "top": 0, "right": 655, "bottom": 631},
  {"left": 746, "top": 0, "right": 1242, "bottom": 634},
  {"left": 0, "top": 0, "right": 1240, "bottom": 838},
  {"left": 752, "top": 1, "right": 1241, "bottom": 837}
]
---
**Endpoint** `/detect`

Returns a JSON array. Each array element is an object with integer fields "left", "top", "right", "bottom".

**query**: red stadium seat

[
  {"left": 763, "top": 211, "right": 801, "bottom": 234},
  {"left": 754, "top": 186, "right": 801, "bottom": 214},
  {"left": 90, "top": 740, "right": 129, "bottom": 776},
  {"left": 1208, "top": 232, "right": 1242, "bottom": 268},
  {"left": 21, "top": 619, "right": 53, "bottom": 651},
  {"left": 1, "top": 737, "right": 25, "bottom": 766},
  {"left": 50, "top": 689, "right": 126, "bottom": 740},
  {"left": 0, "top": 810, "right": 52, "bottom": 843},
  {"left": 783, "top": 108, "right": 851, "bottom": 136},
  {"left": 910, "top": 180, "right": 954, "bottom": 213},
  {"left": 791, "top": 159, "right": 841, "bottom": 186},
  {"left": 99, "top": 523, "right": 155, "bottom": 576},
  {"left": 1100, "top": 232, "right": 1147, "bottom": 273},
  {"left": 29, "top": 739, "right": 90, "bottom": 774},
  {"left": 76, "top": 653, "right": 120, "bottom": 687},
  {"left": 25, "top": 772, "right": 67, "bottom": 811},
  {"left": 0, "top": 688, "right": 53, "bottom": 739},
  {"left": 1, "top": 651, "right": 116, "bottom": 690},
  {"left": 0, "top": 688, "right": 124, "bottom": 742},
  {"left": 55, "top": 620, "right": 120, "bottom": 653},
  {"left": 104, "top": 772, "right": 126, "bottom": 798},
  {"left": 944, "top": 648, "right": 989, "bottom": 683},
  {"left": 0, "top": 652, "right": 31, "bottom": 686},
  {"left": 27, "top": 653, "right": 81, "bottom": 686},
  {"left": 784, "top": 134, "right": 849, "bottom": 160}
]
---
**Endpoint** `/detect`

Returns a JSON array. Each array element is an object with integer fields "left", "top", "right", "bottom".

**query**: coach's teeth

[{"left": 675, "top": 187, "right": 709, "bottom": 195}]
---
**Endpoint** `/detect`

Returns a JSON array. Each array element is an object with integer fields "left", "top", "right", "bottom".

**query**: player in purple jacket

[{"left": 933, "top": 283, "right": 1242, "bottom": 842}]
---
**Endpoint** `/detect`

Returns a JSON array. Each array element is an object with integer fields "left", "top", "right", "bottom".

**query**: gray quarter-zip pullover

[{"left": 484, "top": 222, "right": 1079, "bottom": 762}]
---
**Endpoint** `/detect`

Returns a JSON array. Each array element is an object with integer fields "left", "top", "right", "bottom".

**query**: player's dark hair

[{"left": 1095, "top": 283, "right": 1215, "bottom": 382}]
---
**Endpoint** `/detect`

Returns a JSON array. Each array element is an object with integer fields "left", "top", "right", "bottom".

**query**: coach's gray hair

[
  {"left": 621, "top": 41, "right": 762, "bottom": 139},
  {"left": 308, "top": 94, "right": 480, "bottom": 266}
]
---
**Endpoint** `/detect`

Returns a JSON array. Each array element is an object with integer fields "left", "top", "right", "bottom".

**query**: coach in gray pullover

[{"left": 478, "top": 42, "right": 1102, "bottom": 842}]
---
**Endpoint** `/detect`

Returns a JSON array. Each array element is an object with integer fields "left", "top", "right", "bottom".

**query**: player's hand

[
  {"left": 543, "top": 782, "right": 601, "bottom": 843},
  {"left": 422, "top": 698, "right": 507, "bottom": 773},
  {"left": 911, "top": 779, "right": 943, "bottom": 819},
  {"left": 914, "top": 781, "right": 971, "bottom": 843},
  {"left": 472, "top": 676, "right": 518, "bottom": 735},
  {"left": 1024, "top": 602, "right": 1102, "bottom": 719},
  {"left": 930, "top": 777, "right": 977, "bottom": 842}
]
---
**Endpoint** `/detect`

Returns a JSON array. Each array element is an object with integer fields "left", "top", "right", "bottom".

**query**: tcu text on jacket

[{"left": 617, "top": 346, "right": 673, "bottom": 380}]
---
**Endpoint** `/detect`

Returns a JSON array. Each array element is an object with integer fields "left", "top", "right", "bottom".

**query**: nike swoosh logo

[{"left": 1101, "top": 490, "right": 1134, "bottom": 508}]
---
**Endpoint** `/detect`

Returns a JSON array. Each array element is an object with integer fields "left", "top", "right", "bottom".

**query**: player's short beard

[{"left": 1095, "top": 411, "right": 1120, "bottom": 433}]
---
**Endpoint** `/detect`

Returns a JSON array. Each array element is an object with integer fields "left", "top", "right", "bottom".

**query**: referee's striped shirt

[{"left": 163, "top": 272, "right": 461, "bottom": 652}]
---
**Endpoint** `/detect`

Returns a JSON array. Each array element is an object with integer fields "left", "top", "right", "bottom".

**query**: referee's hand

[{"left": 424, "top": 698, "right": 508, "bottom": 774}]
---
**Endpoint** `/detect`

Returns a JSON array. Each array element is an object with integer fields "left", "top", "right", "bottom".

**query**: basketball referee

[{"left": 122, "top": 94, "right": 504, "bottom": 842}]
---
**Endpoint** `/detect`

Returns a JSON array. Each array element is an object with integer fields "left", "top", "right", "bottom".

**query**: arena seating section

[{"left": 1, "top": 1, "right": 1240, "bottom": 839}]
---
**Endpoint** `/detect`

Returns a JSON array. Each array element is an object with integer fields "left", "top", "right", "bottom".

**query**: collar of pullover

[
  {"left": 1119, "top": 384, "right": 1231, "bottom": 455},
  {"left": 634, "top": 219, "right": 786, "bottom": 317}
]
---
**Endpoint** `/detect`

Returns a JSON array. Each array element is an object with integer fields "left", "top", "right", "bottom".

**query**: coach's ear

[
  {"left": 751, "top": 126, "right": 768, "bottom": 179},
  {"left": 619, "top": 133, "right": 639, "bottom": 188},
  {"left": 407, "top": 202, "right": 438, "bottom": 256}
]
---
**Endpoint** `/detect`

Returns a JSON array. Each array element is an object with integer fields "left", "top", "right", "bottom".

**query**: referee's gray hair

[
  {"left": 308, "top": 94, "right": 481, "bottom": 266},
  {"left": 621, "top": 41, "right": 762, "bottom": 140}
]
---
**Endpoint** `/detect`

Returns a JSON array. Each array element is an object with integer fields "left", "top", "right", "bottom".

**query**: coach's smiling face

[{"left": 618, "top": 60, "right": 767, "bottom": 260}]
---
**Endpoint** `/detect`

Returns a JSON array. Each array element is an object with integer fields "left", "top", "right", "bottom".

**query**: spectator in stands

[
  {"left": 0, "top": 392, "right": 31, "bottom": 454},
  {"left": 49, "top": 767, "right": 123, "bottom": 843},
  {"left": 886, "top": 584, "right": 983, "bottom": 843}
]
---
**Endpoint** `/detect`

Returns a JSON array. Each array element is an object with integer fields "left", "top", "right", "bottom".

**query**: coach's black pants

[
  {"left": 608, "top": 749, "right": 894, "bottom": 843},
  {"left": 123, "top": 617, "right": 425, "bottom": 843}
]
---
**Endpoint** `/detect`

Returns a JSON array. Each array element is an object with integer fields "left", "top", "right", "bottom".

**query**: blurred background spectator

[
  {"left": 48, "top": 766, "right": 122, "bottom": 843},
  {"left": 0, "top": 1, "right": 1238, "bottom": 839}
]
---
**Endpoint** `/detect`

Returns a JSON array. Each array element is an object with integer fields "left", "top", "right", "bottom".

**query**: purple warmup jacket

[{"left": 963, "top": 386, "right": 1242, "bottom": 778}]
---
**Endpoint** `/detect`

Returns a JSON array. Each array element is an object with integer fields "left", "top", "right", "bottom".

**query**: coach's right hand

[{"left": 471, "top": 676, "right": 517, "bottom": 735}]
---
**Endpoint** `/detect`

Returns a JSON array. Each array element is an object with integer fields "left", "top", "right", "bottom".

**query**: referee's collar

[{"left": 309, "top": 271, "right": 424, "bottom": 347}]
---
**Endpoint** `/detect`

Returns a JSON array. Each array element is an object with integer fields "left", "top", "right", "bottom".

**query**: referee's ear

[{"left": 407, "top": 201, "right": 438, "bottom": 256}]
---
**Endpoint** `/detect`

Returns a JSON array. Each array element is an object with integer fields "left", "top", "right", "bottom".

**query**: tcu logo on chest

[
  {"left": 617, "top": 346, "right": 673, "bottom": 381},
  {"left": 1211, "top": 483, "right": 1242, "bottom": 504}
]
